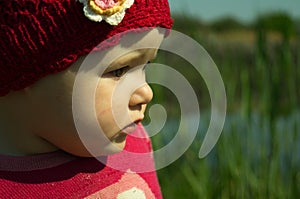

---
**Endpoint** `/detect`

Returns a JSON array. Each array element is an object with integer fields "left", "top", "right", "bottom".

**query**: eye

[
  {"left": 111, "top": 66, "right": 130, "bottom": 77},
  {"left": 143, "top": 61, "right": 151, "bottom": 70}
]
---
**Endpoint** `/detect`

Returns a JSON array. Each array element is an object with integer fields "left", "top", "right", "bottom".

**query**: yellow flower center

[{"left": 88, "top": 0, "right": 127, "bottom": 16}]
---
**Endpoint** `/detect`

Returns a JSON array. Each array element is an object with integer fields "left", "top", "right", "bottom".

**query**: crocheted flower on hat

[{"left": 79, "top": 0, "right": 135, "bottom": 25}]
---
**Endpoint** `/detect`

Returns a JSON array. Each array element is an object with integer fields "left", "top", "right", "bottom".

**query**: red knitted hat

[{"left": 0, "top": 0, "right": 173, "bottom": 96}]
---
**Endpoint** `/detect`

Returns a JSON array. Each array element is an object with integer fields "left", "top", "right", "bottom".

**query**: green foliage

[
  {"left": 172, "top": 14, "right": 205, "bottom": 32},
  {"left": 295, "top": 18, "right": 300, "bottom": 36},
  {"left": 149, "top": 12, "right": 300, "bottom": 199},
  {"left": 210, "top": 17, "right": 248, "bottom": 32},
  {"left": 255, "top": 12, "right": 295, "bottom": 40}
]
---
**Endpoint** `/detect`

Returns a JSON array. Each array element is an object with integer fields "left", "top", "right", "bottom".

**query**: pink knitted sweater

[{"left": 0, "top": 125, "right": 162, "bottom": 199}]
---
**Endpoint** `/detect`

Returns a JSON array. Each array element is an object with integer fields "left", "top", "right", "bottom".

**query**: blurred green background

[{"left": 143, "top": 1, "right": 300, "bottom": 198}]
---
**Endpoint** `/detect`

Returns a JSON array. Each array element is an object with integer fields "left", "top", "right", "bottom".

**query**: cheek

[
  {"left": 95, "top": 79, "right": 130, "bottom": 134},
  {"left": 95, "top": 80, "right": 117, "bottom": 134},
  {"left": 95, "top": 81, "right": 113, "bottom": 116},
  {"left": 95, "top": 78, "right": 128, "bottom": 114}
]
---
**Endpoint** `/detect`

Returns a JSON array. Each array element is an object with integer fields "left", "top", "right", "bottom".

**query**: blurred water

[{"left": 153, "top": 110, "right": 300, "bottom": 170}]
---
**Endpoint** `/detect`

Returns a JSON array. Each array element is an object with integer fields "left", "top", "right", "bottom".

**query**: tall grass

[
  {"left": 151, "top": 111, "right": 300, "bottom": 198},
  {"left": 147, "top": 15, "right": 300, "bottom": 198}
]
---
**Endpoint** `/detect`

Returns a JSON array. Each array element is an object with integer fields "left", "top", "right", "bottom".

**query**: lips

[
  {"left": 121, "top": 122, "right": 138, "bottom": 134},
  {"left": 110, "top": 120, "right": 141, "bottom": 143}
]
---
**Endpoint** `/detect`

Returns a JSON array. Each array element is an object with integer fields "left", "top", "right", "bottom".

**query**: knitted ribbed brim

[{"left": 0, "top": 0, "right": 173, "bottom": 96}]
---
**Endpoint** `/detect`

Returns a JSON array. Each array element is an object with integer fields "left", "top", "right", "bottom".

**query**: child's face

[{"left": 21, "top": 29, "right": 164, "bottom": 157}]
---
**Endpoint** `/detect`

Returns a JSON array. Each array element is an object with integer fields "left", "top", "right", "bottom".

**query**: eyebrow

[{"left": 104, "top": 49, "right": 157, "bottom": 73}]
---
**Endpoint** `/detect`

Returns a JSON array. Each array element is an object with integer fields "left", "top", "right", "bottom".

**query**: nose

[{"left": 129, "top": 83, "right": 153, "bottom": 107}]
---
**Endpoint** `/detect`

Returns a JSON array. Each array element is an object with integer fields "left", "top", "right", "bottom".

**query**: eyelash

[
  {"left": 109, "top": 61, "right": 151, "bottom": 78},
  {"left": 111, "top": 66, "right": 130, "bottom": 78}
]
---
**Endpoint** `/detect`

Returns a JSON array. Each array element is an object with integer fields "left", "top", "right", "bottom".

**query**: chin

[{"left": 68, "top": 142, "right": 127, "bottom": 158}]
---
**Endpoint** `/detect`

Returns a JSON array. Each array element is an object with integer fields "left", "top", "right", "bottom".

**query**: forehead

[
  {"left": 103, "top": 48, "right": 158, "bottom": 73},
  {"left": 111, "top": 48, "right": 158, "bottom": 65},
  {"left": 72, "top": 28, "right": 165, "bottom": 73},
  {"left": 104, "top": 28, "right": 165, "bottom": 70}
]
